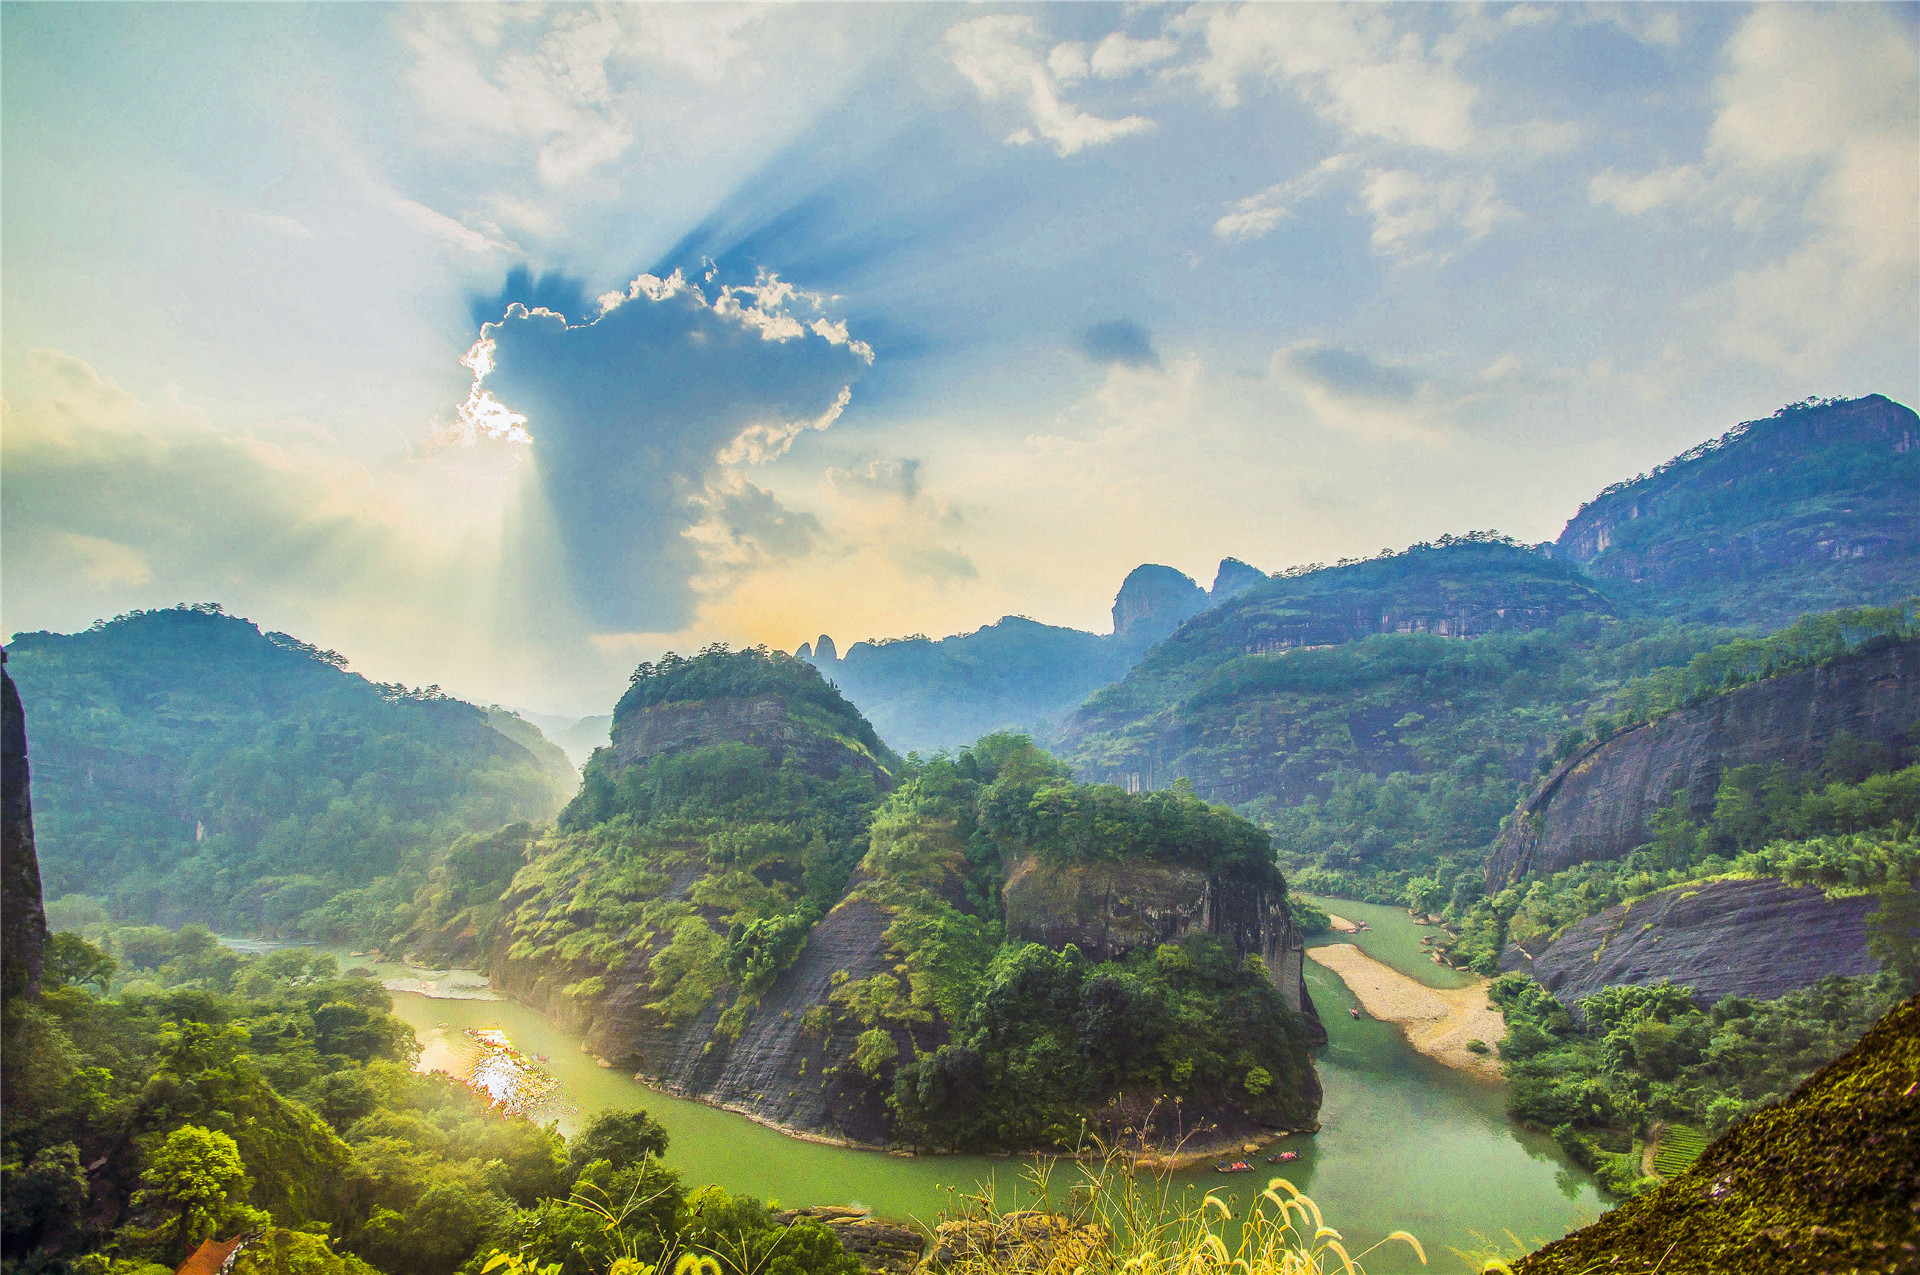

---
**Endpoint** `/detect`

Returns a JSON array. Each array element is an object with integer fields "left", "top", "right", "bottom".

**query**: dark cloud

[
  {"left": 468, "top": 265, "right": 595, "bottom": 327},
  {"left": 1076, "top": 319, "right": 1160, "bottom": 368},
  {"left": 1282, "top": 344, "right": 1422, "bottom": 402},
  {"left": 480, "top": 270, "right": 871, "bottom": 631}
]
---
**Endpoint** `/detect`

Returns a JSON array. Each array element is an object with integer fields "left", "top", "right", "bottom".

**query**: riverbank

[{"left": 1306, "top": 943, "right": 1506, "bottom": 1081}]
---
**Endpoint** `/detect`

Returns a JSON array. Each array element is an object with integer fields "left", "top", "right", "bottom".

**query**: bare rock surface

[
  {"left": 1499, "top": 877, "right": 1879, "bottom": 1017},
  {"left": 1488, "top": 639, "right": 1920, "bottom": 887}
]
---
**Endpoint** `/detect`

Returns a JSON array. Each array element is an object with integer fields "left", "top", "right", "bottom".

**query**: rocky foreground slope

[
  {"left": 1487, "top": 638, "right": 1920, "bottom": 886},
  {"left": 1515, "top": 994, "right": 1920, "bottom": 1274}
]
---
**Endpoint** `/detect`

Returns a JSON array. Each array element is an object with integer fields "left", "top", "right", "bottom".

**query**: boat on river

[
  {"left": 1267, "top": 1151, "right": 1299, "bottom": 1163},
  {"left": 1215, "top": 1160, "right": 1255, "bottom": 1174}
]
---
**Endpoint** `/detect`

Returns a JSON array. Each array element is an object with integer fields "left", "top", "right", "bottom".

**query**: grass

[{"left": 1649, "top": 1125, "right": 1709, "bottom": 1179}]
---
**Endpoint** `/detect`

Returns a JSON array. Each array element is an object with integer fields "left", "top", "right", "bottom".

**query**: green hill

[
  {"left": 3, "top": 604, "right": 576, "bottom": 939},
  {"left": 1554, "top": 394, "right": 1919, "bottom": 626}
]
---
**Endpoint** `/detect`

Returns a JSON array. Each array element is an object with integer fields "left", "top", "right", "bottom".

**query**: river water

[{"left": 283, "top": 899, "right": 1604, "bottom": 1272}]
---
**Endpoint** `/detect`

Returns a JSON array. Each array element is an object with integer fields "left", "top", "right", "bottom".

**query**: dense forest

[
  {"left": 4, "top": 606, "right": 577, "bottom": 943},
  {"left": 1, "top": 925, "right": 864, "bottom": 1275}
]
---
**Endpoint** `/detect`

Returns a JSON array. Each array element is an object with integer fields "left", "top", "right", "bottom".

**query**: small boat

[
  {"left": 1350, "top": 1007, "right": 1362, "bottom": 1019},
  {"left": 1266, "top": 1151, "right": 1299, "bottom": 1163},
  {"left": 1215, "top": 1161, "right": 1255, "bottom": 1174}
]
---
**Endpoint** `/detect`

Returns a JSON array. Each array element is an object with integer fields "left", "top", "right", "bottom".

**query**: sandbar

[
  {"left": 1307, "top": 943, "right": 1506, "bottom": 1080},
  {"left": 1325, "top": 912, "right": 1360, "bottom": 933}
]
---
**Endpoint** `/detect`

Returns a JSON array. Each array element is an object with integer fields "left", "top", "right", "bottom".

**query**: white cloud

[
  {"left": 1213, "top": 154, "right": 1354, "bottom": 242},
  {"left": 1358, "top": 168, "right": 1516, "bottom": 260},
  {"left": 1591, "top": 6, "right": 1919, "bottom": 373},
  {"left": 945, "top": 15, "right": 1155, "bottom": 157},
  {"left": 1589, "top": 164, "right": 1707, "bottom": 216},
  {"left": 1181, "top": 5, "right": 1480, "bottom": 153}
]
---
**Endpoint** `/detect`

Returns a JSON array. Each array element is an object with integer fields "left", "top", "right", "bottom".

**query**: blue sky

[{"left": 4, "top": 3, "right": 1915, "bottom": 715}]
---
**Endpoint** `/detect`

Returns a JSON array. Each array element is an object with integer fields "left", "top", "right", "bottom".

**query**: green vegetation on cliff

[
  {"left": 1489, "top": 970, "right": 1905, "bottom": 1199},
  {"left": 842, "top": 737, "right": 1317, "bottom": 1149},
  {"left": 1554, "top": 394, "right": 1920, "bottom": 627},
  {"left": 0, "top": 925, "right": 863, "bottom": 1275},
  {"left": 4, "top": 606, "right": 577, "bottom": 942},
  {"left": 1514, "top": 992, "right": 1920, "bottom": 1273}
]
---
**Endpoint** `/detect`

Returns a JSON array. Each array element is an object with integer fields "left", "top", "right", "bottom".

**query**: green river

[{"left": 263, "top": 899, "right": 1606, "bottom": 1272}]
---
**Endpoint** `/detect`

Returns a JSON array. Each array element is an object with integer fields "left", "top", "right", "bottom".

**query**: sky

[{"left": 3, "top": 2, "right": 1916, "bottom": 717}]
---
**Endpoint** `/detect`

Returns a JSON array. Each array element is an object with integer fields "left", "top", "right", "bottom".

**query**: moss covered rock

[{"left": 1517, "top": 995, "right": 1920, "bottom": 1273}]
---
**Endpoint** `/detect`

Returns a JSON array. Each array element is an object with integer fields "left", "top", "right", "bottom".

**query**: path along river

[{"left": 282, "top": 898, "right": 1605, "bottom": 1273}]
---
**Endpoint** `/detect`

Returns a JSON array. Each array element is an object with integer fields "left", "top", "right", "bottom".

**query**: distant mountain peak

[
  {"left": 1112, "top": 564, "right": 1207, "bottom": 643},
  {"left": 1211, "top": 557, "right": 1268, "bottom": 599}
]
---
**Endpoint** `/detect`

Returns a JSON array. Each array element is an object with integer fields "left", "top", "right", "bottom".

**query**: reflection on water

[
  {"left": 413, "top": 1020, "right": 571, "bottom": 1121},
  {"left": 221, "top": 924, "right": 1604, "bottom": 1270}
]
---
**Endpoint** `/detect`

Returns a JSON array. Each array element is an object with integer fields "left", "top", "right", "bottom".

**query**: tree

[
  {"left": 44, "top": 932, "right": 117, "bottom": 992},
  {"left": 131, "top": 1125, "right": 254, "bottom": 1258},
  {"left": 1868, "top": 881, "right": 1920, "bottom": 996},
  {"left": 565, "top": 1109, "right": 671, "bottom": 1182}
]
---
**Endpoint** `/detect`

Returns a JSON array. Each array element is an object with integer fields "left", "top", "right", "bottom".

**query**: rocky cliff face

[
  {"left": 498, "top": 890, "right": 914, "bottom": 1145},
  {"left": 1499, "top": 878, "right": 1879, "bottom": 1018},
  {"left": 1488, "top": 639, "right": 1920, "bottom": 887},
  {"left": 612, "top": 695, "right": 889, "bottom": 783},
  {"left": 1111, "top": 565, "right": 1209, "bottom": 644},
  {"left": 1000, "top": 855, "right": 1324, "bottom": 1041},
  {"left": 2, "top": 661, "right": 48, "bottom": 1000},
  {"left": 1553, "top": 395, "right": 1920, "bottom": 625}
]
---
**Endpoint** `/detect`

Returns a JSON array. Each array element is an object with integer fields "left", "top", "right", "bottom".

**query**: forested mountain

[
  {"left": 1553, "top": 394, "right": 1919, "bottom": 625},
  {"left": 807, "top": 560, "right": 1266, "bottom": 755},
  {"left": 3, "top": 605, "right": 577, "bottom": 938},
  {"left": 448, "top": 646, "right": 1320, "bottom": 1152}
]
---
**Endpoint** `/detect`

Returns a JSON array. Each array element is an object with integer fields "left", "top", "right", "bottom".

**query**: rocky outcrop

[
  {"left": 771, "top": 1209, "right": 924, "bottom": 1275},
  {"left": 2, "top": 659, "right": 47, "bottom": 1000},
  {"left": 1498, "top": 878, "right": 1879, "bottom": 1017},
  {"left": 499, "top": 893, "right": 914, "bottom": 1146},
  {"left": 1210, "top": 558, "right": 1268, "bottom": 600},
  {"left": 1111, "top": 565, "right": 1207, "bottom": 645},
  {"left": 612, "top": 695, "right": 888, "bottom": 783},
  {"left": 1488, "top": 640, "right": 1920, "bottom": 887},
  {"left": 1000, "top": 856, "right": 1324, "bottom": 1042}
]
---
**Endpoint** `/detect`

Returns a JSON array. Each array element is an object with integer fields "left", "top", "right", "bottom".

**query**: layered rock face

[
  {"left": 1000, "top": 854, "right": 1323, "bottom": 1040},
  {"left": 1488, "top": 639, "right": 1920, "bottom": 887},
  {"left": 500, "top": 893, "right": 913, "bottom": 1145},
  {"left": 1499, "top": 878, "right": 1879, "bottom": 1018},
  {"left": 612, "top": 695, "right": 889, "bottom": 783}
]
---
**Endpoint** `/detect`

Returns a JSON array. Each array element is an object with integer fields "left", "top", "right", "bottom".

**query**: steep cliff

[
  {"left": 1515, "top": 994, "right": 1920, "bottom": 1275},
  {"left": 1111, "top": 565, "right": 1209, "bottom": 643},
  {"left": 2, "top": 659, "right": 48, "bottom": 1000},
  {"left": 1000, "top": 855, "right": 1322, "bottom": 1037},
  {"left": 1499, "top": 878, "right": 1879, "bottom": 1017},
  {"left": 1554, "top": 394, "right": 1920, "bottom": 626},
  {"left": 1488, "top": 639, "right": 1920, "bottom": 886}
]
